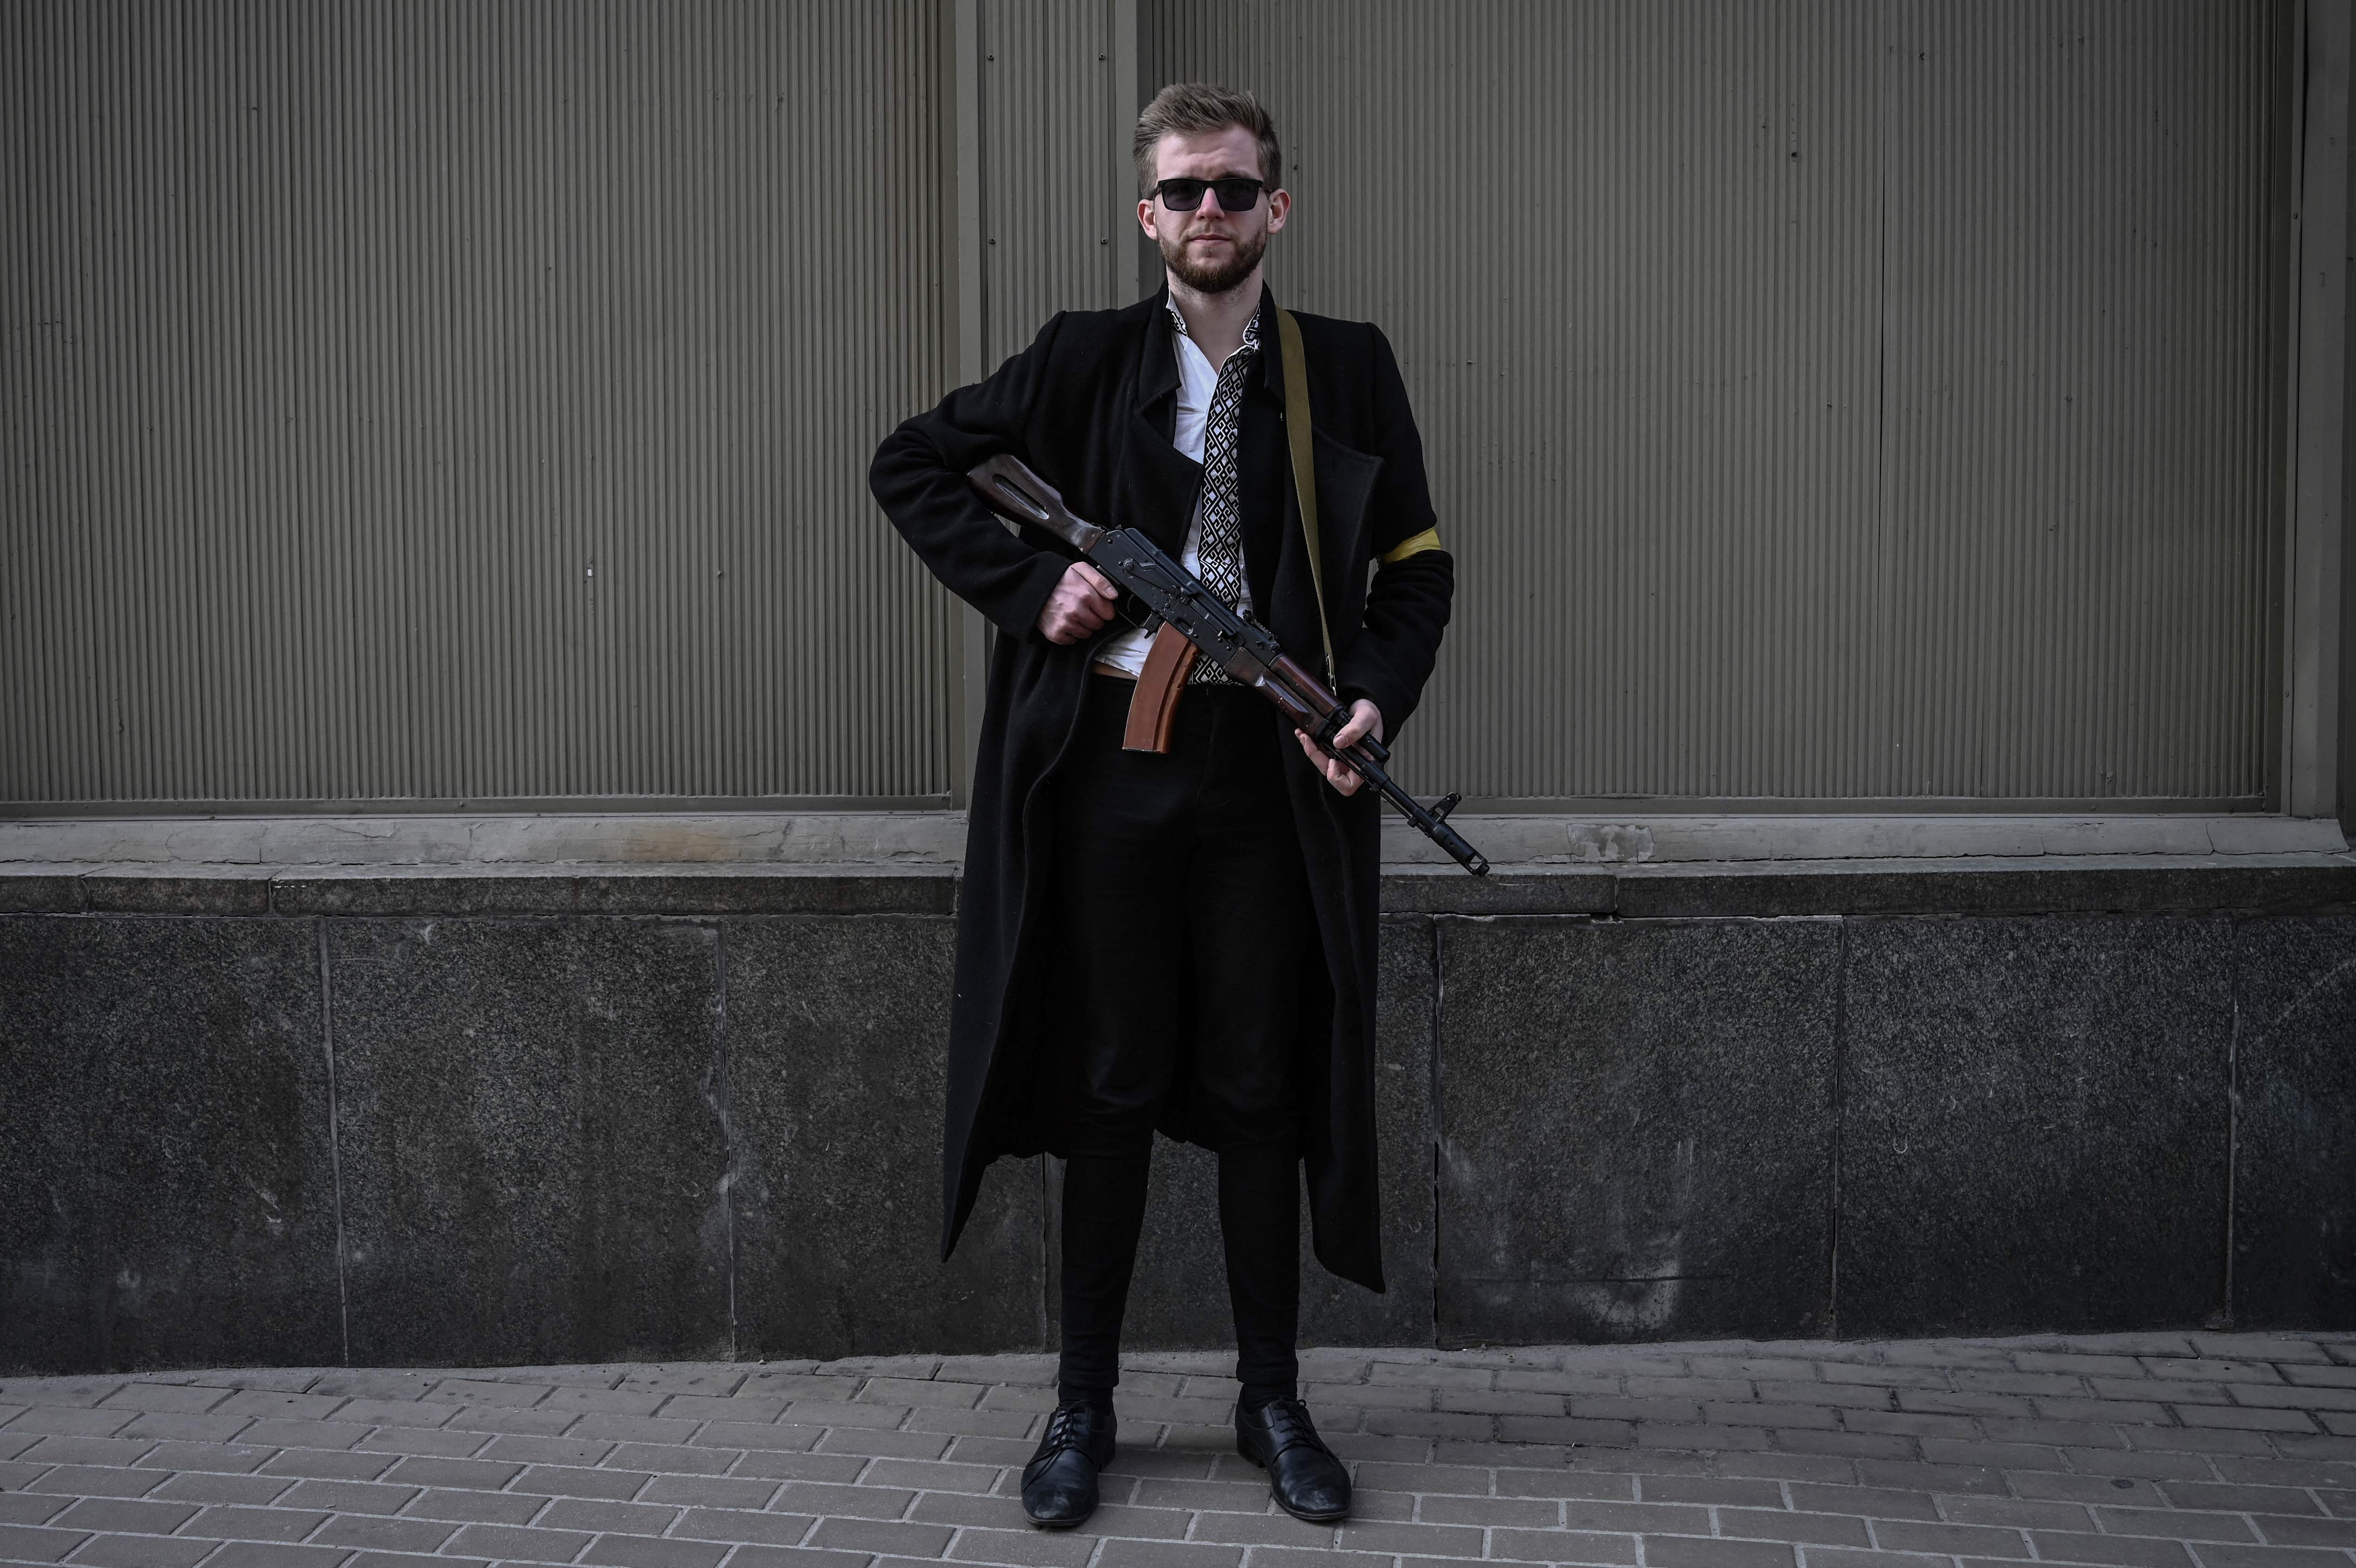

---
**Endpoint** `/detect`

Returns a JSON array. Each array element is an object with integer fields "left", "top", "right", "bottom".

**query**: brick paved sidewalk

[{"left": 3, "top": 1333, "right": 2354, "bottom": 1568}]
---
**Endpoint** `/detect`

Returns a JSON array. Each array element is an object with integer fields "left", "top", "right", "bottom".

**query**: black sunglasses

[{"left": 1152, "top": 176, "right": 1267, "bottom": 212}]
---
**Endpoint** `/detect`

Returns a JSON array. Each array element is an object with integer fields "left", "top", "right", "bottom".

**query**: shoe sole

[{"left": 1238, "top": 1441, "right": 1351, "bottom": 1523}]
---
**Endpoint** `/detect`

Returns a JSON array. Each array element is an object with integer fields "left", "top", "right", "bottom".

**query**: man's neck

[{"left": 1166, "top": 268, "right": 1264, "bottom": 371}]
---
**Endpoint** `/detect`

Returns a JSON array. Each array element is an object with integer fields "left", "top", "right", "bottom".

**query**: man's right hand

[{"left": 1038, "top": 560, "right": 1120, "bottom": 644}]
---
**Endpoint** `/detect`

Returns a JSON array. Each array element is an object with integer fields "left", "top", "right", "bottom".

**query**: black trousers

[{"left": 1050, "top": 673, "right": 1317, "bottom": 1407}]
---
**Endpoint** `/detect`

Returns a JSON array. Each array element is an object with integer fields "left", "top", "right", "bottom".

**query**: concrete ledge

[
  {"left": 1380, "top": 855, "right": 2356, "bottom": 918},
  {"left": 5, "top": 810, "right": 2344, "bottom": 871},
  {"left": 7, "top": 852, "right": 2356, "bottom": 918}
]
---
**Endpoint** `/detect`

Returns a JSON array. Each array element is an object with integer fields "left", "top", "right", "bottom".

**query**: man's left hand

[{"left": 1297, "top": 699, "right": 1384, "bottom": 795}]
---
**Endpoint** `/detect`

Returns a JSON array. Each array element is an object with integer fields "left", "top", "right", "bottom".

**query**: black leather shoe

[
  {"left": 1022, "top": 1400, "right": 1116, "bottom": 1528},
  {"left": 1236, "top": 1397, "right": 1351, "bottom": 1522}
]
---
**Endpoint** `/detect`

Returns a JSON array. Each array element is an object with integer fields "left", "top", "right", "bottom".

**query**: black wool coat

[{"left": 868, "top": 284, "right": 1454, "bottom": 1292}]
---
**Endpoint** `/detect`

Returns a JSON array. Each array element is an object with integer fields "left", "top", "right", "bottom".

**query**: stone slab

[
  {"left": 726, "top": 915, "right": 1043, "bottom": 1358},
  {"left": 272, "top": 866, "right": 959, "bottom": 918},
  {"left": 0, "top": 917, "right": 340, "bottom": 1373},
  {"left": 1838, "top": 915, "right": 2233, "bottom": 1337},
  {"left": 2232, "top": 916, "right": 2356, "bottom": 1329},
  {"left": 1435, "top": 916, "right": 1842, "bottom": 1344},
  {"left": 1094, "top": 918, "right": 1441, "bottom": 1365},
  {"left": 326, "top": 918, "right": 733, "bottom": 1363}
]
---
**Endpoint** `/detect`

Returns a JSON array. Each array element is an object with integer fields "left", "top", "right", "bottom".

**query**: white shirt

[{"left": 1093, "top": 308, "right": 1257, "bottom": 677}]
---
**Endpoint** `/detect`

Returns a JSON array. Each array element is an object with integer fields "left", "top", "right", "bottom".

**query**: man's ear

[
  {"left": 1137, "top": 198, "right": 1158, "bottom": 239},
  {"left": 1266, "top": 188, "right": 1290, "bottom": 234}
]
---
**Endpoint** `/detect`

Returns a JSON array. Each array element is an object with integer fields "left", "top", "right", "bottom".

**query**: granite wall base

[{"left": 3, "top": 899, "right": 2352, "bottom": 1374}]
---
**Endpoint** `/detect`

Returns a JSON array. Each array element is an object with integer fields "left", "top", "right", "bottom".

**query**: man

[{"left": 869, "top": 83, "right": 1453, "bottom": 1529}]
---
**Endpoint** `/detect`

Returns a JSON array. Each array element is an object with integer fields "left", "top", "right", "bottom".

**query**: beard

[{"left": 1159, "top": 219, "right": 1267, "bottom": 294}]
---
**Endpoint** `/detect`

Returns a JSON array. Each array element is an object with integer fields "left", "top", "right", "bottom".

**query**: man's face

[{"left": 1137, "top": 125, "right": 1290, "bottom": 295}]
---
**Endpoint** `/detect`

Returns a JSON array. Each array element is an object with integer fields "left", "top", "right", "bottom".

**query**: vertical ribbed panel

[
  {"left": 1146, "top": 0, "right": 2293, "bottom": 806},
  {"left": 1876, "top": 1, "right": 2292, "bottom": 802},
  {"left": 980, "top": 0, "right": 1129, "bottom": 368},
  {"left": 1, "top": 0, "right": 959, "bottom": 808}
]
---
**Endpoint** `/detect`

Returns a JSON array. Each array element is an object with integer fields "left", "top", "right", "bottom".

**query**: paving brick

[
  {"left": 2027, "top": 1530, "right": 2197, "bottom": 1567},
  {"left": 1233, "top": 1549, "right": 1391, "bottom": 1568},
  {"left": 51, "top": 1497, "right": 200, "bottom": 1535},
  {"left": 310, "top": 1515, "right": 457, "bottom": 1553},
  {"left": 1717, "top": 1511, "right": 1873, "bottom": 1546},
  {"left": 1486, "top": 1530, "right": 1642, "bottom": 1566},
  {"left": 2253, "top": 1516, "right": 2356, "bottom": 1548},
  {"left": 119, "top": 1414, "right": 254, "bottom": 1445},
  {"left": 808, "top": 1515, "right": 954, "bottom": 1557},
  {"left": 98, "top": 1387, "right": 235, "bottom": 1417},
  {"left": 815, "top": 1427, "right": 955, "bottom": 1461},
  {"left": 181, "top": 1505, "right": 331, "bottom": 1542},
  {"left": 580, "top": 1534, "right": 731, "bottom": 1568},
  {"left": 196, "top": 1542, "right": 353, "bottom": 1568},
  {"left": 2033, "top": 1399, "right": 2175, "bottom": 1425},
  {"left": 351, "top": 1423, "right": 483, "bottom": 1458},
  {"left": 771, "top": 1480, "right": 920, "bottom": 1520},
  {"left": 2213, "top": 1459, "right": 2356, "bottom": 1488},
  {"left": 636, "top": 1474, "right": 780, "bottom": 1509},
  {"left": 1185, "top": 1510, "right": 1343, "bottom": 1548},
  {"left": 2052, "top": 1449, "right": 2213, "bottom": 1481},
  {"left": 1414, "top": 1494, "right": 1562, "bottom": 1527},
  {"left": 2157, "top": 1485, "right": 2322, "bottom": 1516},
  {"left": 1094, "top": 1541, "right": 1246, "bottom": 1568},
  {"left": 1720, "top": 1455, "right": 1858, "bottom": 1486},
  {"left": 2127, "top": 1429, "right": 2277, "bottom": 1457},
  {"left": 1853, "top": 1463, "right": 2006, "bottom": 1498},
  {"left": 1797, "top": 1551, "right": 1954, "bottom": 1568},
  {"left": 443, "top": 1522, "right": 600, "bottom": 1561},
  {"left": 251, "top": 1419, "right": 385, "bottom": 1453},
  {"left": 213, "top": 1392, "right": 347, "bottom": 1422},
  {"left": 396, "top": 1487, "right": 549, "bottom": 1525},
  {"left": 533, "top": 1496, "right": 679, "bottom": 1535},
  {"left": 377, "top": 1455, "right": 522, "bottom": 1490},
  {"left": 272, "top": 1480, "right": 416, "bottom": 1516},
  {"left": 2177, "top": 1409, "right": 2319, "bottom": 1434},
  {"left": 1920, "top": 1441, "right": 2065, "bottom": 1471},
  {"left": 133, "top": 1441, "right": 279, "bottom": 1475},
  {"left": 2142, "top": 1363, "right": 2285, "bottom": 1387},
  {"left": 256, "top": 1449, "right": 399, "bottom": 1482},
  {"left": 1331, "top": 1521, "right": 1486, "bottom": 1556},
  {"left": 1641, "top": 1535, "right": 1796, "bottom": 1568},
  {"left": 671, "top": 1508, "right": 821, "bottom": 1545},
  {"left": 6, "top": 1408, "right": 139, "bottom": 1440},
  {"left": 949, "top": 1524, "right": 1103, "bottom": 1566},
  {"left": 1870, "top": 1521, "right": 2030, "bottom": 1556},
  {"left": 1936, "top": 1499, "right": 2094, "bottom": 1532},
  {"left": 423, "top": 1379, "right": 553, "bottom": 1409},
  {"left": 20, "top": 1436, "right": 163, "bottom": 1469},
  {"left": 726, "top": 1548, "right": 869, "bottom": 1568},
  {"left": 1786, "top": 1486, "right": 1939, "bottom": 1522},
  {"left": 2187, "top": 1549, "right": 2356, "bottom": 1568},
  {"left": 64, "top": 1534, "right": 218, "bottom": 1567},
  {"left": 1557, "top": 1501, "right": 1712, "bottom": 1535},
  {"left": 0, "top": 1522, "right": 87, "bottom": 1562},
  {"left": 731, "top": 1450, "right": 869, "bottom": 1484},
  {"left": 1771, "top": 1430, "right": 1917, "bottom": 1461},
  {"left": 1346, "top": 1461, "right": 1492, "bottom": 1497},
  {"left": 2094, "top": 1509, "right": 2262, "bottom": 1544}
]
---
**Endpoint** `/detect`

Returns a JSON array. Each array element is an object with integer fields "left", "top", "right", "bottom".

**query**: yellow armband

[{"left": 1378, "top": 527, "right": 1443, "bottom": 565}]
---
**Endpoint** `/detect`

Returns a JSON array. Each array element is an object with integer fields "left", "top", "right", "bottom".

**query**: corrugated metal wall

[
  {"left": 1145, "top": 0, "right": 2295, "bottom": 807},
  {"left": 1, "top": 0, "right": 2301, "bottom": 813},
  {"left": 1, "top": 0, "right": 962, "bottom": 810},
  {"left": 979, "top": 0, "right": 1132, "bottom": 369}
]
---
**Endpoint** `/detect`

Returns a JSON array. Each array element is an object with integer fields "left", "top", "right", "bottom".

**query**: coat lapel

[{"left": 1121, "top": 291, "right": 1201, "bottom": 552}]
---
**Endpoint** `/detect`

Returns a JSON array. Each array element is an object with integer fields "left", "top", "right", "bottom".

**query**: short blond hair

[{"left": 1133, "top": 82, "right": 1282, "bottom": 197}]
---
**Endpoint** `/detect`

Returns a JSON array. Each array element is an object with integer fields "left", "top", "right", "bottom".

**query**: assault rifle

[{"left": 967, "top": 453, "right": 1489, "bottom": 876}]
